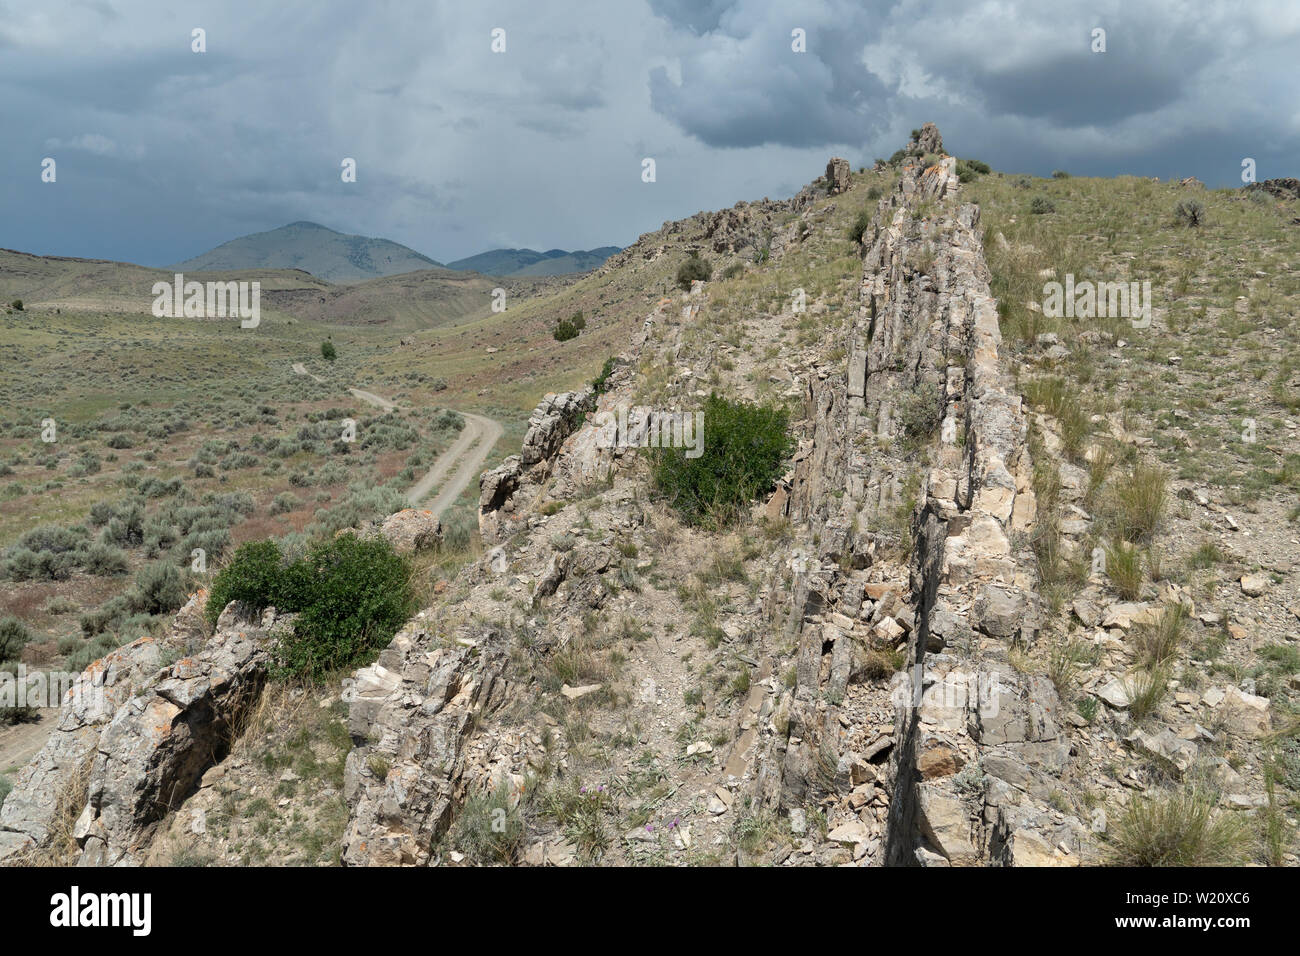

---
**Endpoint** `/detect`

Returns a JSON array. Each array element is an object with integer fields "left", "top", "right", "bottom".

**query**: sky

[{"left": 2, "top": 0, "right": 1298, "bottom": 267}]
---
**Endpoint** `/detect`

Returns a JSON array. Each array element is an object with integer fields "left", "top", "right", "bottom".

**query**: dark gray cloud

[
  {"left": 647, "top": 0, "right": 735, "bottom": 35},
  {"left": 0, "top": 0, "right": 1296, "bottom": 269},
  {"left": 649, "top": 0, "right": 895, "bottom": 148}
]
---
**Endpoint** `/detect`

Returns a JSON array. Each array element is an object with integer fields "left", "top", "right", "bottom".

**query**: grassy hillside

[
  {"left": 963, "top": 169, "right": 1300, "bottom": 508},
  {"left": 0, "top": 248, "right": 333, "bottom": 314},
  {"left": 0, "top": 248, "right": 557, "bottom": 334}
]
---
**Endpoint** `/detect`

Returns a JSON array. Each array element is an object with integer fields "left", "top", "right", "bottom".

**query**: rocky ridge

[{"left": 3, "top": 129, "right": 1291, "bottom": 868}]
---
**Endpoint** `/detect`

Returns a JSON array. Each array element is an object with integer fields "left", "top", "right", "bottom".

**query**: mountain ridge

[{"left": 170, "top": 221, "right": 621, "bottom": 282}]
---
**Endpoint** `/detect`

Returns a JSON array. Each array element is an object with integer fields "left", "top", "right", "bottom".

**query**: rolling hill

[
  {"left": 0, "top": 245, "right": 568, "bottom": 333},
  {"left": 171, "top": 221, "right": 445, "bottom": 282},
  {"left": 445, "top": 246, "right": 621, "bottom": 276}
]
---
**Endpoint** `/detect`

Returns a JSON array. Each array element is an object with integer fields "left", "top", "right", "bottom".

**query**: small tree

[
  {"left": 273, "top": 533, "right": 414, "bottom": 680},
  {"left": 321, "top": 340, "right": 337, "bottom": 361},
  {"left": 10, "top": 300, "right": 22, "bottom": 311},
  {"left": 553, "top": 319, "right": 579, "bottom": 342},
  {"left": 676, "top": 252, "right": 712, "bottom": 290},
  {"left": 205, "top": 539, "right": 286, "bottom": 626}
]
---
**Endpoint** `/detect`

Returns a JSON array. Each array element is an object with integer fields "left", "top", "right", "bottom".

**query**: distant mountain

[
  {"left": 446, "top": 246, "right": 621, "bottom": 276},
  {"left": 171, "top": 221, "right": 445, "bottom": 282}
]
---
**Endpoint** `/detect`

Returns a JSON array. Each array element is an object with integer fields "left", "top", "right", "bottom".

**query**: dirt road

[
  {"left": 406, "top": 412, "right": 503, "bottom": 512},
  {"left": 291, "top": 361, "right": 324, "bottom": 383},
  {"left": 0, "top": 709, "right": 59, "bottom": 777},
  {"left": 293, "top": 363, "right": 500, "bottom": 518}
]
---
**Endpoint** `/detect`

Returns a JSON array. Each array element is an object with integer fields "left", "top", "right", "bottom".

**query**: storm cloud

[{"left": 1, "top": 0, "right": 1296, "bottom": 267}]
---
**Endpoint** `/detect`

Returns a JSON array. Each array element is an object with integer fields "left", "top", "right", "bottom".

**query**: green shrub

[
  {"left": 650, "top": 393, "right": 792, "bottom": 528},
  {"left": 80, "top": 595, "right": 130, "bottom": 637},
  {"left": 307, "top": 483, "right": 407, "bottom": 538},
  {"left": 69, "top": 452, "right": 101, "bottom": 477},
  {"left": 0, "top": 774, "right": 11, "bottom": 810},
  {"left": 205, "top": 540, "right": 286, "bottom": 626},
  {"left": 1051, "top": 169, "right": 1070, "bottom": 179},
  {"left": 569, "top": 311, "right": 586, "bottom": 331},
  {"left": 3, "top": 547, "right": 77, "bottom": 582},
  {"left": 269, "top": 492, "right": 299, "bottom": 516},
  {"left": 1030, "top": 196, "right": 1056, "bottom": 215},
  {"left": 591, "top": 357, "right": 619, "bottom": 396},
  {"left": 204, "top": 534, "right": 414, "bottom": 681},
  {"left": 721, "top": 262, "right": 745, "bottom": 280},
  {"left": 866, "top": 185, "right": 883, "bottom": 200},
  {"left": 10, "top": 300, "right": 22, "bottom": 311},
  {"left": 2, "top": 524, "right": 91, "bottom": 581},
  {"left": 0, "top": 616, "right": 32, "bottom": 662},
  {"left": 321, "top": 341, "right": 337, "bottom": 361},
  {"left": 89, "top": 500, "right": 117, "bottom": 526},
  {"left": 272, "top": 534, "right": 414, "bottom": 680},
  {"left": 83, "top": 543, "right": 129, "bottom": 576},
  {"left": 675, "top": 252, "right": 712, "bottom": 290},
  {"left": 956, "top": 159, "right": 991, "bottom": 183},
  {"left": 101, "top": 503, "right": 145, "bottom": 547},
  {"left": 848, "top": 210, "right": 873, "bottom": 244},
  {"left": 553, "top": 319, "right": 579, "bottom": 342},
  {"left": 1108, "top": 788, "right": 1250, "bottom": 866},
  {"left": 181, "top": 528, "right": 231, "bottom": 561}
]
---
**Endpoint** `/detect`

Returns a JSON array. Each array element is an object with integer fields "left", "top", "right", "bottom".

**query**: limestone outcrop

[
  {"left": 0, "top": 595, "right": 277, "bottom": 865},
  {"left": 339, "top": 621, "right": 510, "bottom": 866},
  {"left": 479, "top": 390, "right": 595, "bottom": 544}
]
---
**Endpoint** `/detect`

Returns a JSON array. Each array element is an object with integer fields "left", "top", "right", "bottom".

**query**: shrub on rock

[
  {"left": 204, "top": 533, "right": 414, "bottom": 680},
  {"left": 650, "top": 393, "right": 792, "bottom": 528}
]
